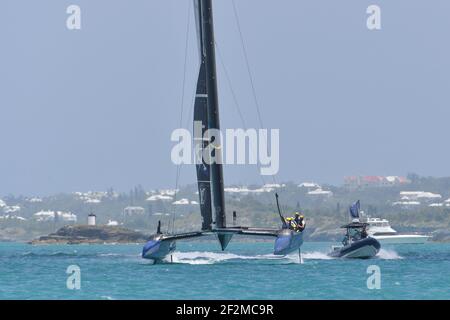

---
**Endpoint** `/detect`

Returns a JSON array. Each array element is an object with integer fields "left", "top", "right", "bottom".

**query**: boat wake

[
  {"left": 295, "top": 251, "right": 333, "bottom": 260},
  {"left": 166, "top": 248, "right": 401, "bottom": 264},
  {"left": 377, "top": 248, "right": 403, "bottom": 260},
  {"left": 167, "top": 251, "right": 272, "bottom": 265},
  {"left": 166, "top": 250, "right": 333, "bottom": 265},
  {"left": 98, "top": 253, "right": 125, "bottom": 257}
]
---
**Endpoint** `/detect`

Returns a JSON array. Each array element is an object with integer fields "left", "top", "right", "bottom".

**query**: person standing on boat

[{"left": 294, "top": 213, "right": 306, "bottom": 232}]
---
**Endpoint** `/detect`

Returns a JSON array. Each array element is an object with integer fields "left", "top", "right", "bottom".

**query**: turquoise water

[{"left": 1, "top": 241, "right": 450, "bottom": 300}]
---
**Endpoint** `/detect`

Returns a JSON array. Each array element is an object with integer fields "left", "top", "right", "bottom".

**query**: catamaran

[{"left": 142, "top": 0, "right": 304, "bottom": 263}]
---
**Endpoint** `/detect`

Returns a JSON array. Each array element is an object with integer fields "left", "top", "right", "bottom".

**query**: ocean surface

[{"left": 1, "top": 241, "right": 449, "bottom": 300}]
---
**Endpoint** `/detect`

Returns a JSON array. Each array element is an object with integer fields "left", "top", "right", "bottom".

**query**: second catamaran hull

[
  {"left": 142, "top": 239, "right": 176, "bottom": 261},
  {"left": 142, "top": 232, "right": 206, "bottom": 261},
  {"left": 274, "top": 229, "right": 304, "bottom": 256}
]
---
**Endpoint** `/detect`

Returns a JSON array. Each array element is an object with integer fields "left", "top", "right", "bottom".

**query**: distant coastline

[{"left": 2, "top": 175, "right": 450, "bottom": 243}]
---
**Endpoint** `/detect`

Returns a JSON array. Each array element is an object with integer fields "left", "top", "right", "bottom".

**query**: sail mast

[
  {"left": 201, "top": 0, "right": 227, "bottom": 230},
  {"left": 194, "top": 0, "right": 213, "bottom": 231}
]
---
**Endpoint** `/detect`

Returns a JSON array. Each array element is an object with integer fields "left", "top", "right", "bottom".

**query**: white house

[
  {"left": 392, "top": 201, "right": 421, "bottom": 208},
  {"left": 399, "top": 191, "right": 442, "bottom": 201},
  {"left": 429, "top": 203, "right": 444, "bottom": 207},
  {"left": 123, "top": 206, "right": 145, "bottom": 216},
  {"left": 146, "top": 194, "right": 173, "bottom": 201},
  {"left": 298, "top": 182, "right": 321, "bottom": 189},
  {"left": 34, "top": 211, "right": 77, "bottom": 222},
  {"left": 0, "top": 215, "right": 27, "bottom": 221},
  {"left": 3, "top": 206, "right": 21, "bottom": 214},
  {"left": 224, "top": 184, "right": 283, "bottom": 195},
  {"left": 307, "top": 188, "right": 333, "bottom": 197}
]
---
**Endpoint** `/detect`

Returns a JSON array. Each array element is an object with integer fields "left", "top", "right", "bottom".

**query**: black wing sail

[
  {"left": 201, "top": 0, "right": 227, "bottom": 230},
  {"left": 200, "top": 0, "right": 230, "bottom": 250},
  {"left": 194, "top": 0, "right": 213, "bottom": 231},
  {"left": 194, "top": 63, "right": 213, "bottom": 231}
]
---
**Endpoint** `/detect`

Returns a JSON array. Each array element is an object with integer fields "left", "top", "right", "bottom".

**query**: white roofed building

[
  {"left": 429, "top": 203, "right": 444, "bottom": 207},
  {"left": 123, "top": 206, "right": 145, "bottom": 216},
  {"left": 307, "top": 188, "right": 333, "bottom": 197},
  {"left": 146, "top": 194, "right": 173, "bottom": 201},
  {"left": 392, "top": 191, "right": 438, "bottom": 208},
  {"left": 107, "top": 220, "right": 119, "bottom": 226},
  {"left": 34, "top": 211, "right": 77, "bottom": 222},
  {"left": 399, "top": 191, "right": 442, "bottom": 199},
  {"left": 298, "top": 182, "right": 321, "bottom": 190},
  {"left": 3, "top": 206, "right": 21, "bottom": 214},
  {"left": 172, "top": 198, "right": 190, "bottom": 205},
  {"left": 392, "top": 201, "right": 421, "bottom": 208},
  {"left": 224, "top": 184, "right": 284, "bottom": 196}
]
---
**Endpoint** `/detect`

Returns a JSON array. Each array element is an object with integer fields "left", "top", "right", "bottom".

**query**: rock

[{"left": 30, "top": 225, "right": 149, "bottom": 244}]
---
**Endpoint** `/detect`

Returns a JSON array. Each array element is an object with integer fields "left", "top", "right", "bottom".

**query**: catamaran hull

[
  {"left": 274, "top": 229, "right": 304, "bottom": 256},
  {"left": 329, "top": 237, "right": 380, "bottom": 259},
  {"left": 372, "top": 234, "right": 429, "bottom": 245},
  {"left": 142, "top": 239, "right": 176, "bottom": 261}
]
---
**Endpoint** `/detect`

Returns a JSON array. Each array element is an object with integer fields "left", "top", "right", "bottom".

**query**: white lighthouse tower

[{"left": 88, "top": 212, "right": 96, "bottom": 226}]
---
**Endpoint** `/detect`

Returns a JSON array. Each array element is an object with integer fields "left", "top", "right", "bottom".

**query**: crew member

[
  {"left": 285, "top": 217, "right": 298, "bottom": 230},
  {"left": 294, "top": 212, "right": 306, "bottom": 232}
]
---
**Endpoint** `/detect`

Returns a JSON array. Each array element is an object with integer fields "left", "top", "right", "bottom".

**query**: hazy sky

[{"left": 1, "top": 0, "right": 449, "bottom": 196}]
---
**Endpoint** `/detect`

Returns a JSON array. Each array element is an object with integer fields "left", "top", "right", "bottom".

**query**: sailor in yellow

[{"left": 285, "top": 217, "right": 298, "bottom": 231}]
